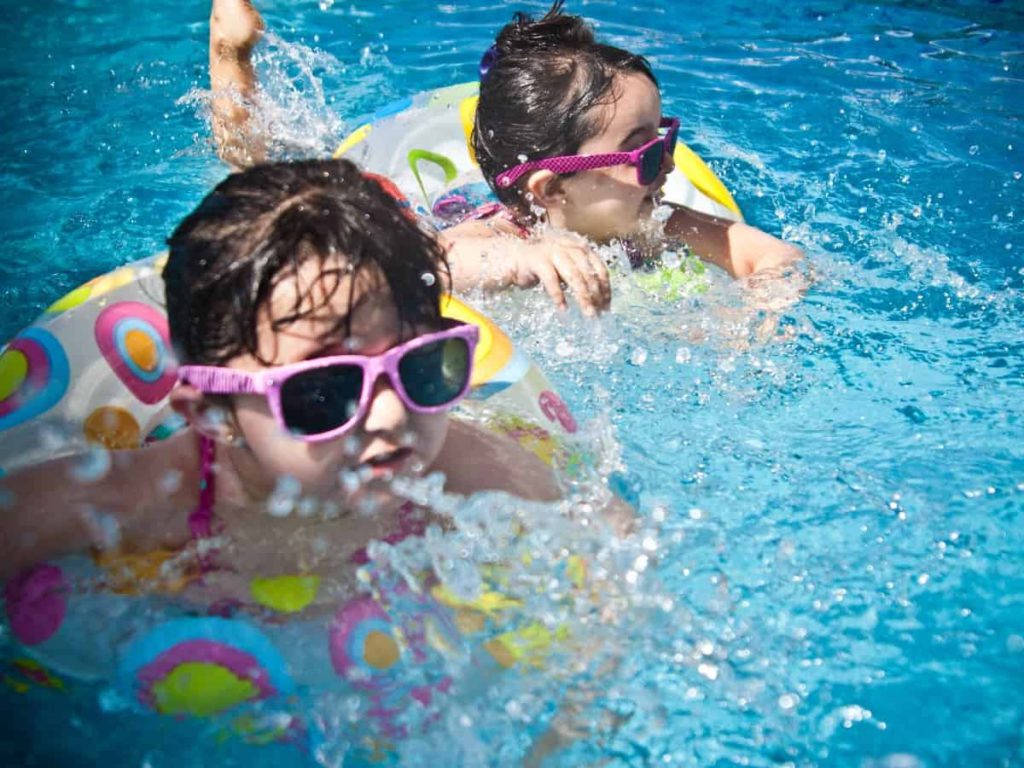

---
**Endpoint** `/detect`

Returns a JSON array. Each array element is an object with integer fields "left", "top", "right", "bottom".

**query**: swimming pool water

[{"left": 1, "top": 0, "right": 1022, "bottom": 766}]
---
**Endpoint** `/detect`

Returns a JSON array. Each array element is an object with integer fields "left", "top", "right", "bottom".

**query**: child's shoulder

[{"left": 433, "top": 418, "right": 561, "bottom": 502}]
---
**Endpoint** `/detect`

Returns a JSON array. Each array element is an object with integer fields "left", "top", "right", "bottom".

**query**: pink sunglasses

[
  {"left": 178, "top": 323, "right": 479, "bottom": 442},
  {"left": 495, "top": 117, "right": 680, "bottom": 190}
]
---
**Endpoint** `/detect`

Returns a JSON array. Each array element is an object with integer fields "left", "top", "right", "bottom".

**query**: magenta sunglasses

[
  {"left": 178, "top": 323, "right": 479, "bottom": 442},
  {"left": 495, "top": 117, "right": 680, "bottom": 190}
]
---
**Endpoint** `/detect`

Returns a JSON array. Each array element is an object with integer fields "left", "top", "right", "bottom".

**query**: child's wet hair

[
  {"left": 473, "top": 0, "right": 657, "bottom": 213},
  {"left": 164, "top": 158, "right": 447, "bottom": 365}
]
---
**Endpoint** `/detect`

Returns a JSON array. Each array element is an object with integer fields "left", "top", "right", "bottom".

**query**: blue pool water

[{"left": 2, "top": 0, "right": 1023, "bottom": 766}]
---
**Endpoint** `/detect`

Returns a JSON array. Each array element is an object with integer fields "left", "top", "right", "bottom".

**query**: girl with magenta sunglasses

[
  {"left": 0, "top": 159, "right": 567, "bottom": 590},
  {"left": 442, "top": 1, "right": 804, "bottom": 314}
]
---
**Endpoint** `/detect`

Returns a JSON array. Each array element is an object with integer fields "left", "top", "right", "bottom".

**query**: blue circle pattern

[{"left": 0, "top": 327, "right": 70, "bottom": 433}]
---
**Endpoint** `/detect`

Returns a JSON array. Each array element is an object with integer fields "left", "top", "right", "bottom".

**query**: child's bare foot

[{"left": 211, "top": 0, "right": 264, "bottom": 57}]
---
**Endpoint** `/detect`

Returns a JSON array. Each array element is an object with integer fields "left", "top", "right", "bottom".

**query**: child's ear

[
  {"left": 169, "top": 385, "right": 240, "bottom": 445},
  {"left": 524, "top": 169, "right": 565, "bottom": 211}
]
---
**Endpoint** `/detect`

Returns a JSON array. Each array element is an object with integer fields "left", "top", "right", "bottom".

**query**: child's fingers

[
  {"left": 552, "top": 251, "right": 598, "bottom": 317},
  {"left": 585, "top": 250, "right": 611, "bottom": 309},
  {"left": 563, "top": 246, "right": 609, "bottom": 314},
  {"left": 533, "top": 261, "right": 568, "bottom": 310}
]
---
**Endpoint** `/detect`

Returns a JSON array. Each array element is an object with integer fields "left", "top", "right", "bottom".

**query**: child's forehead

[
  {"left": 261, "top": 260, "right": 395, "bottom": 341},
  {"left": 595, "top": 72, "right": 662, "bottom": 130}
]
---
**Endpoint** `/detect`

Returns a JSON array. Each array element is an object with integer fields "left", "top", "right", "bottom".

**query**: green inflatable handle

[{"left": 408, "top": 149, "right": 458, "bottom": 206}]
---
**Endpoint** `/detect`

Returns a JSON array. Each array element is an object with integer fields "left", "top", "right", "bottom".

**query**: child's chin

[{"left": 345, "top": 484, "right": 407, "bottom": 517}]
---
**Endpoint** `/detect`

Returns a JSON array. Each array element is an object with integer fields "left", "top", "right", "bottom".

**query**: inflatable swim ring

[
  {"left": 0, "top": 251, "right": 586, "bottom": 746},
  {"left": 334, "top": 81, "right": 743, "bottom": 225}
]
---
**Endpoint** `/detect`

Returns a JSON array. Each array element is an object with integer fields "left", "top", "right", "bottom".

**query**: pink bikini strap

[{"left": 187, "top": 435, "right": 218, "bottom": 573}]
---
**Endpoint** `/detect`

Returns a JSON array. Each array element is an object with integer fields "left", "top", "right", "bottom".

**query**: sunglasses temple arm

[{"left": 179, "top": 366, "right": 263, "bottom": 395}]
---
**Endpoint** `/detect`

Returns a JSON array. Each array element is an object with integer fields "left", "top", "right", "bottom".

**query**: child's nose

[{"left": 361, "top": 372, "right": 410, "bottom": 433}]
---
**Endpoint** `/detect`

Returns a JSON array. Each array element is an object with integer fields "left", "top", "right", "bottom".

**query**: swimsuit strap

[
  {"left": 187, "top": 435, "right": 218, "bottom": 573},
  {"left": 465, "top": 202, "right": 531, "bottom": 239}
]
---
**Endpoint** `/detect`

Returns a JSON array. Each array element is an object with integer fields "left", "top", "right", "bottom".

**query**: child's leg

[{"left": 209, "top": 0, "right": 266, "bottom": 168}]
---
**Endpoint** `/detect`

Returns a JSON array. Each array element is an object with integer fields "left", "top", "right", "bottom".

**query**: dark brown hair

[{"left": 164, "top": 159, "right": 447, "bottom": 365}]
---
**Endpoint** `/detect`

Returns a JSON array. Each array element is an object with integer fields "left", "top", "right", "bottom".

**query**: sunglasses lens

[
  {"left": 280, "top": 365, "right": 364, "bottom": 437},
  {"left": 399, "top": 336, "right": 471, "bottom": 408},
  {"left": 640, "top": 143, "right": 664, "bottom": 186}
]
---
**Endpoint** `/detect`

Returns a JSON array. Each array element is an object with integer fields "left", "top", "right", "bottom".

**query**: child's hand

[{"left": 507, "top": 236, "right": 611, "bottom": 316}]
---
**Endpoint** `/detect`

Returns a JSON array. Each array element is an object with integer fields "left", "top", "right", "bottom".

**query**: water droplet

[
  {"left": 297, "top": 497, "right": 319, "bottom": 518},
  {"left": 159, "top": 470, "right": 183, "bottom": 494},
  {"left": 778, "top": 693, "right": 799, "bottom": 711},
  {"left": 651, "top": 204, "right": 673, "bottom": 223},
  {"left": 629, "top": 347, "right": 648, "bottom": 366},
  {"left": 697, "top": 662, "right": 719, "bottom": 680},
  {"left": 70, "top": 447, "right": 112, "bottom": 483},
  {"left": 267, "top": 475, "right": 301, "bottom": 517},
  {"left": 81, "top": 506, "right": 121, "bottom": 549},
  {"left": 660, "top": 249, "right": 682, "bottom": 269}
]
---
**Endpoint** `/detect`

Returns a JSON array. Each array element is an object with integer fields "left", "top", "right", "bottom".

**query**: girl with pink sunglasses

[{"left": 0, "top": 159, "right": 566, "bottom": 589}]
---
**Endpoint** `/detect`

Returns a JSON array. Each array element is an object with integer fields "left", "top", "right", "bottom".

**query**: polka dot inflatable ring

[
  {"left": 117, "top": 617, "right": 294, "bottom": 718},
  {"left": 0, "top": 328, "right": 70, "bottom": 435},
  {"left": 94, "top": 301, "right": 176, "bottom": 404}
]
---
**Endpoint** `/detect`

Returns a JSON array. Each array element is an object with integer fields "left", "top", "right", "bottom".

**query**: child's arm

[
  {"left": 663, "top": 204, "right": 803, "bottom": 278},
  {"left": 440, "top": 220, "right": 612, "bottom": 317},
  {"left": 0, "top": 437, "right": 195, "bottom": 582},
  {"left": 438, "top": 419, "right": 636, "bottom": 537},
  {"left": 209, "top": 0, "right": 266, "bottom": 168}
]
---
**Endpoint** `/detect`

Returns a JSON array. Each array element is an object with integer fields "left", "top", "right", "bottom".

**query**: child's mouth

[{"left": 362, "top": 447, "right": 414, "bottom": 477}]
